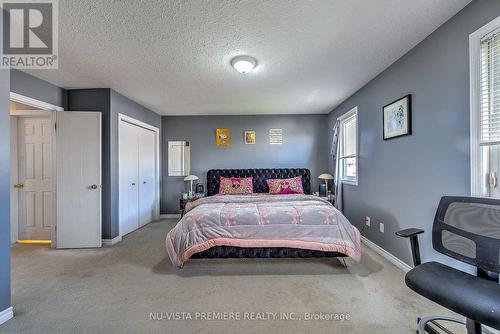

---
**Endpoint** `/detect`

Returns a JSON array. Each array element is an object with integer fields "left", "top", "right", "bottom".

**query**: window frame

[
  {"left": 470, "top": 17, "right": 500, "bottom": 196},
  {"left": 338, "top": 106, "right": 358, "bottom": 186}
]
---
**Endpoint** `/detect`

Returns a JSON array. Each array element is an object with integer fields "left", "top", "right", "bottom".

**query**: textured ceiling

[{"left": 25, "top": 0, "right": 470, "bottom": 115}]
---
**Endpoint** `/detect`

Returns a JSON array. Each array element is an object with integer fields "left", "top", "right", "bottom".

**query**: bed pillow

[
  {"left": 219, "top": 176, "right": 253, "bottom": 195},
  {"left": 267, "top": 176, "right": 304, "bottom": 194}
]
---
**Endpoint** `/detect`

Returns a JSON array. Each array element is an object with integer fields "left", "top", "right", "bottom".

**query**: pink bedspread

[{"left": 166, "top": 194, "right": 361, "bottom": 267}]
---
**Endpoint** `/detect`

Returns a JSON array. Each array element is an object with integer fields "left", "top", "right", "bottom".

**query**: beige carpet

[{"left": 0, "top": 219, "right": 458, "bottom": 334}]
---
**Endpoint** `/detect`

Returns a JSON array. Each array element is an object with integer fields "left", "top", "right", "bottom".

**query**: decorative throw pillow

[
  {"left": 219, "top": 176, "right": 253, "bottom": 194},
  {"left": 267, "top": 176, "right": 304, "bottom": 194}
]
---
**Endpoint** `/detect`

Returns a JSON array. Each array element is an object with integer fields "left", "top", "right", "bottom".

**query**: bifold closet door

[
  {"left": 119, "top": 121, "right": 140, "bottom": 236},
  {"left": 138, "top": 128, "right": 155, "bottom": 227}
]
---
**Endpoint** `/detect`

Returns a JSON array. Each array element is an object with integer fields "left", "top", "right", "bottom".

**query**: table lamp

[
  {"left": 318, "top": 173, "right": 334, "bottom": 193},
  {"left": 184, "top": 175, "right": 199, "bottom": 196}
]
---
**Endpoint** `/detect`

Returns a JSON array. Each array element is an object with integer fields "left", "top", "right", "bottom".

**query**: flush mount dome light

[{"left": 231, "top": 55, "right": 257, "bottom": 74}]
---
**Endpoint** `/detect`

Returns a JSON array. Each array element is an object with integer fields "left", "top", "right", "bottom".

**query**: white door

[
  {"left": 56, "top": 112, "right": 101, "bottom": 248},
  {"left": 119, "top": 120, "right": 140, "bottom": 235},
  {"left": 138, "top": 128, "right": 156, "bottom": 227},
  {"left": 17, "top": 117, "right": 53, "bottom": 240}
]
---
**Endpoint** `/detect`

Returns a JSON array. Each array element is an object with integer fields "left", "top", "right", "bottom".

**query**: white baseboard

[
  {"left": 102, "top": 235, "right": 122, "bottom": 246},
  {"left": 160, "top": 214, "right": 181, "bottom": 219},
  {"left": 361, "top": 236, "right": 412, "bottom": 273},
  {"left": 0, "top": 307, "right": 13, "bottom": 326}
]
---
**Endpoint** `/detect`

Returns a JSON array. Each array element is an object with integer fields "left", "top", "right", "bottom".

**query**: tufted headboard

[{"left": 206, "top": 168, "right": 311, "bottom": 196}]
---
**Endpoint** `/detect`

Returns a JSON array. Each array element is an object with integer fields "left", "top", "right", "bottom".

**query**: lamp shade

[
  {"left": 318, "top": 173, "right": 334, "bottom": 180},
  {"left": 184, "top": 175, "right": 199, "bottom": 181}
]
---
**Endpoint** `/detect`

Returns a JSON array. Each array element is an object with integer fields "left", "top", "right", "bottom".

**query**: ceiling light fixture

[{"left": 231, "top": 55, "right": 257, "bottom": 74}]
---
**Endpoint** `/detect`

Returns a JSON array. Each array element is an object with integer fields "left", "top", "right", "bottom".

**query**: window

[
  {"left": 338, "top": 107, "right": 358, "bottom": 185},
  {"left": 471, "top": 18, "right": 500, "bottom": 198}
]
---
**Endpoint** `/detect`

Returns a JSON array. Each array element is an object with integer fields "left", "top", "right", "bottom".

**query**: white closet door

[
  {"left": 119, "top": 121, "right": 140, "bottom": 236},
  {"left": 138, "top": 128, "right": 156, "bottom": 227}
]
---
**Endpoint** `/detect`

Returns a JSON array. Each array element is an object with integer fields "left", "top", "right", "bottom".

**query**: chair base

[
  {"left": 417, "top": 315, "right": 466, "bottom": 334},
  {"left": 417, "top": 316, "right": 495, "bottom": 334}
]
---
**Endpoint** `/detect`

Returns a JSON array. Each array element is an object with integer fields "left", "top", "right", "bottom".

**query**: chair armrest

[
  {"left": 396, "top": 228, "right": 424, "bottom": 238},
  {"left": 395, "top": 228, "right": 425, "bottom": 267}
]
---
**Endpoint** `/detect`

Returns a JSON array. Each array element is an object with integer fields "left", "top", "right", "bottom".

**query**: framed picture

[
  {"left": 383, "top": 94, "right": 412, "bottom": 140},
  {"left": 216, "top": 128, "right": 230, "bottom": 146},
  {"left": 244, "top": 130, "right": 255, "bottom": 144}
]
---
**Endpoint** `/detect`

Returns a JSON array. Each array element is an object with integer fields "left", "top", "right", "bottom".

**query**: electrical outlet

[
  {"left": 379, "top": 222, "right": 385, "bottom": 233},
  {"left": 364, "top": 216, "right": 371, "bottom": 227}
]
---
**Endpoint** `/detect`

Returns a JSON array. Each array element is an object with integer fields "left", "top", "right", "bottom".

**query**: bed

[{"left": 166, "top": 168, "right": 361, "bottom": 267}]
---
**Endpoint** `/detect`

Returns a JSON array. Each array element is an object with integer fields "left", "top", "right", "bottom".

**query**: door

[
  {"left": 56, "top": 112, "right": 101, "bottom": 248},
  {"left": 138, "top": 128, "right": 156, "bottom": 227},
  {"left": 17, "top": 117, "right": 53, "bottom": 240},
  {"left": 119, "top": 120, "right": 140, "bottom": 235}
]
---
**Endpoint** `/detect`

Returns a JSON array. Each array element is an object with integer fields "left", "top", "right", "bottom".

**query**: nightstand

[
  {"left": 313, "top": 193, "right": 335, "bottom": 205},
  {"left": 179, "top": 194, "right": 205, "bottom": 217},
  {"left": 327, "top": 194, "right": 335, "bottom": 205}
]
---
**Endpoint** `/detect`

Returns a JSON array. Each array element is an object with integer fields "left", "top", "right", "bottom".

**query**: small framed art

[
  {"left": 216, "top": 128, "right": 230, "bottom": 146},
  {"left": 383, "top": 94, "right": 412, "bottom": 140},
  {"left": 244, "top": 130, "right": 255, "bottom": 144}
]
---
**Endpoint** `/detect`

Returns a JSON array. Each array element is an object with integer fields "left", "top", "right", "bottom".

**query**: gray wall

[
  {"left": 161, "top": 114, "right": 329, "bottom": 214},
  {"left": 11, "top": 70, "right": 67, "bottom": 109},
  {"left": 0, "top": 69, "right": 11, "bottom": 311},
  {"left": 327, "top": 0, "right": 500, "bottom": 267},
  {"left": 68, "top": 89, "right": 161, "bottom": 239}
]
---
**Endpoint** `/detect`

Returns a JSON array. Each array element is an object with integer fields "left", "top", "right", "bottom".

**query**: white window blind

[
  {"left": 480, "top": 32, "right": 500, "bottom": 145},
  {"left": 338, "top": 107, "right": 358, "bottom": 184},
  {"left": 470, "top": 18, "right": 500, "bottom": 198},
  {"left": 341, "top": 115, "right": 357, "bottom": 159}
]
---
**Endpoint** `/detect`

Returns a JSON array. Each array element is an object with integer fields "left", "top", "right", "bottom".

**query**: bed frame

[{"left": 191, "top": 168, "right": 347, "bottom": 260}]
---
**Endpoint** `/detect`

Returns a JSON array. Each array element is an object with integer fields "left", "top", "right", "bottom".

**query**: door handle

[
  {"left": 90, "top": 184, "right": 98, "bottom": 190},
  {"left": 13, "top": 183, "right": 24, "bottom": 189},
  {"left": 143, "top": 181, "right": 147, "bottom": 184},
  {"left": 131, "top": 183, "right": 136, "bottom": 186},
  {"left": 490, "top": 171, "right": 497, "bottom": 188}
]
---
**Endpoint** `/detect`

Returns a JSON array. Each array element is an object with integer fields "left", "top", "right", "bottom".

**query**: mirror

[{"left": 168, "top": 141, "right": 190, "bottom": 176}]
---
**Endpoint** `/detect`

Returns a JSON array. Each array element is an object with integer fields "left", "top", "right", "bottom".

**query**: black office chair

[{"left": 397, "top": 196, "right": 500, "bottom": 334}]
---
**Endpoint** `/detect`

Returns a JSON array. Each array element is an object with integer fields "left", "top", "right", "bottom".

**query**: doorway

[
  {"left": 9, "top": 98, "right": 58, "bottom": 245},
  {"left": 118, "top": 114, "right": 160, "bottom": 237},
  {"left": 9, "top": 93, "right": 103, "bottom": 248}
]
